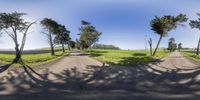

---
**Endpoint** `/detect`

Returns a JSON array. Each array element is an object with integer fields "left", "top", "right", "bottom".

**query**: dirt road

[
  {"left": 43, "top": 52, "right": 103, "bottom": 80},
  {"left": 1, "top": 51, "right": 200, "bottom": 100},
  {"left": 150, "top": 51, "right": 200, "bottom": 72}
]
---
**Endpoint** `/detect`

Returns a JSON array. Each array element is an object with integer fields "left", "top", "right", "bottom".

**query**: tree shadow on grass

[
  {"left": 88, "top": 50, "right": 108, "bottom": 54},
  {"left": 1, "top": 60, "right": 200, "bottom": 100},
  {"left": 84, "top": 50, "right": 108, "bottom": 57},
  {"left": 118, "top": 53, "right": 164, "bottom": 66},
  {"left": 133, "top": 53, "right": 147, "bottom": 56}
]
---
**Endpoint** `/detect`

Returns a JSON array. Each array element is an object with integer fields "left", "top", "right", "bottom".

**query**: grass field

[
  {"left": 84, "top": 49, "right": 170, "bottom": 66},
  {"left": 181, "top": 50, "right": 200, "bottom": 62},
  {"left": 0, "top": 51, "right": 68, "bottom": 66}
]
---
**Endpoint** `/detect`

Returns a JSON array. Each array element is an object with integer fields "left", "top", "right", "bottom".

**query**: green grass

[
  {"left": 84, "top": 49, "right": 170, "bottom": 66},
  {"left": 0, "top": 51, "right": 68, "bottom": 67},
  {"left": 181, "top": 50, "right": 200, "bottom": 62}
]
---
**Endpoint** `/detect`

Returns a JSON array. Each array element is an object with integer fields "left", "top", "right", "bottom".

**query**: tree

[
  {"left": 0, "top": 12, "right": 35, "bottom": 62},
  {"left": 77, "top": 20, "right": 102, "bottom": 50},
  {"left": 148, "top": 38, "right": 153, "bottom": 56},
  {"left": 68, "top": 40, "right": 76, "bottom": 50},
  {"left": 178, "top": 43, "right": 182, "bottom": 52},
  {"left": 54, "top": 24, "right": 71, "bottom": 53},
  {"left": 189, "top": 13, "right": 200, "bottom": 55},
  {"left": 173, "top": 43, "right": 177, "bottom": 51},
  {"left": 168, "top": 37, "right": 176, "bottom": 52},
  {"left": 40, "top": 18, "right": 59, "bottom": 55},
  {"left": 150, "top": 14, "right": 187, "bottom": 56}
]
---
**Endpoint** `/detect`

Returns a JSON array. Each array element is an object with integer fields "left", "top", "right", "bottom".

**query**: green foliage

[
  {"left": 178, "top": 43, "right": 182, "bottom": 51},
  {"left": 151, "top": 14, "right": 187, "bottom": 36},
  {"left": 189, "top": 13, "right": 200, "bottom": 30},
  {"left": 0, "top": 12, "right": 28, "bottom": 31},
  {"left": 77, "top": 20, "right": 102, "bottom": 49},
  {"left": 150, "top": 14, "right": 187, "bottom": 56},
  {"left": 68, "top": 40, "right": 76, "bottom": 49},
  {"left": 54, "top": 24, "right": 71, "bottom": 45},
  {"left": 168, "top": 37, "right": 177, "bottom": 52},
  {"left": 40, "top": 18, "right": 59, "bottom": 33}
]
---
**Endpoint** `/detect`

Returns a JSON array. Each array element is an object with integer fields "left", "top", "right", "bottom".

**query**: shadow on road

[
  {"left": 1, "top": 60, "right": 200, "bottom": 100},
  {"left": 0, "top": 63, "right": 13, "bottom": 73}
]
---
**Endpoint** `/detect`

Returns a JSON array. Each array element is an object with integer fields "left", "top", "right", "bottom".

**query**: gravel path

[
  {"left": 150, "top": 51, "right": 200, "bottom": 73},
  {"left": 43, "top": 52, "right": 103, "bottom": 80}
]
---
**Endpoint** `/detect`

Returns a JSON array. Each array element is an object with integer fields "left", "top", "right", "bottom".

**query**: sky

[{"left": 0, "top": 0, "right": 200, "bottom": 50}]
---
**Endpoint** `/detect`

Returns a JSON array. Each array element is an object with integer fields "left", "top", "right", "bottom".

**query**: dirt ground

[{"left": 0, "top": 51, "right": 200, "bottom": 100}]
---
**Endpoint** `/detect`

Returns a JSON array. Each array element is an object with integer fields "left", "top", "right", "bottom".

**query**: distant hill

[{"left": 91, "top": 44, "right": 121, "bottom": 50}]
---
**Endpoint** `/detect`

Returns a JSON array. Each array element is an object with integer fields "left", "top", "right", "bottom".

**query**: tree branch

[
  {"left": 19, "top": 22, "right": 36, "bottom": 55},
  {"left": 3, "top": 29, "right": 15, "bottom": 41}
]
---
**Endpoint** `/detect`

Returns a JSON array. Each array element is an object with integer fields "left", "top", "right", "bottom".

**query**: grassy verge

[
  {"left": 84, "top": 49, "right": 170, "bottom": 66},
  {"left": 181, "top": 50, "right": 200, "bottom": 62},
  {"left": 0, "top": 51, "right": 69, "bottom": 67}
]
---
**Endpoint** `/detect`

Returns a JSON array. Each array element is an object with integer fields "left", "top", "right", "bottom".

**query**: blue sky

[{"left": 0, "top": 0, "right": 200, "bottom": 50}]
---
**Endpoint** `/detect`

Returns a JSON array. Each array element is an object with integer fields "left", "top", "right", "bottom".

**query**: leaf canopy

[
  {"left": 0, "top": 12, "right": 32, "bottom": 33},
  {"left": 40, "top": 18, "right": 59, "bottom": 34},
  {"left": 150, "top": 14, "right": 188, "bottom": 36}
]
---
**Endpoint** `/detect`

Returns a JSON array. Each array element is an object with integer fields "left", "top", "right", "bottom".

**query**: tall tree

[
  {"left": 168, "top": 37, "right": 176, "bottom": 52},
  {"left": 0, "top": 12, "right": 35, "bottom": 62},
  {"left": 68, "top": 40, "right": 76, "bottom": 50},
  {"left": 77, "top": 20, "right": 102, "bottom": 50},
  {"left": 178, "top": 43, "right": 182, "bottom": 52},
  {"left": 150, "top": 14, "right": 187, "bottom": 56},
  {"left": 189, "top": 13, "right": 200, "bottom": 55},
  {"left": 54, "top": 24, "right": 71, "bottom": 53},
  {"left": 40, "top": 18, "right": 59, "bottom": 55}
]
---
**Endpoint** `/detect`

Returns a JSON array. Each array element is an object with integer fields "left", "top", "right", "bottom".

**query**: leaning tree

[
  {"left": 54, "top": 24, "right": 71, "bottom": 53},
  {"left": 150, "top": 14, "right": 188, "bottom": 56},
  {"left": 189, "top": 13, "right": 200, "bottom": 55},
  {"left": 0, "top": 12, "right": 35, "bottom": 62},
  {"left": 40, "top": 18, "right": 59, "bottom": 55},
  {"left": 77, "top": 20, "right": 102, "bottom": 50}
]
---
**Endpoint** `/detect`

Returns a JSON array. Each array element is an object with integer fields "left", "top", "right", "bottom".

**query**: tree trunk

[
  {"left": 150, "top": 44, "right": 152, "bottom": 56},
  {"left": 15, "top": 52, "right": 21, "bottom": 62},
  {"left": 148, "top": 38, "right": 152, "bottom": 56},
  {"left": 197, "top": 37, "right": 200, "bottom": 55},
  {"left": 148, "top": 38, "right": 153, "bottom": 56},
  {"left": 13, "top": 37, "right": 21, "bottom": 63},
  {"left": 153, "top": 35, "right": 163, "bottom": 56},
  {"left": 62, "top": 43, "right": 65, "bottom": 53},
  {"left": 68, "top": 42, "right": 71, "bottom": 51},
  {"left": 13, "top": 31, "right": 21, "bottom": 63},
  {"left": 49, "top": 32, "right": 55, "bottom": 55}
]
